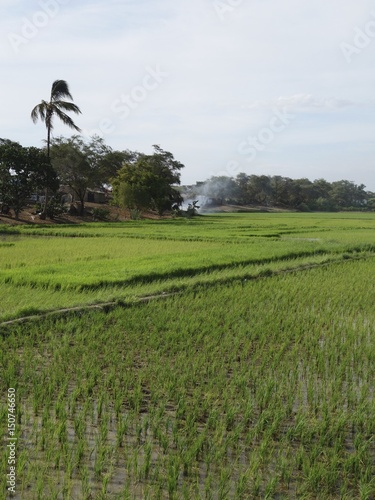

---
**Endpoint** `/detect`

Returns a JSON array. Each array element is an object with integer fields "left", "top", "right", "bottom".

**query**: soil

[
  {"left": 0, "top": 203, "right": 167, "bottom": 226},
  {"left": 0, "top": 203, "right": 290, "bottom": 226}
]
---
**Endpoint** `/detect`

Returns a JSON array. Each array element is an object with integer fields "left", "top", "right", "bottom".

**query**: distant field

[
  {"left": 0, "top": 213, "right": 374, "bottom": 498},
  {"left": 1, "top": 212, "right": 375, "bottom": 321}
]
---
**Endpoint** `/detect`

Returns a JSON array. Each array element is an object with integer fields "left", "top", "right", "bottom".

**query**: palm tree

[{"left": 31, "top": 79, "right": 81, "bottom": 217}]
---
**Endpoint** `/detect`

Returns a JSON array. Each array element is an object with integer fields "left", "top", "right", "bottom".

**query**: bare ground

[{"left": 0, "top": 202, "right": 168, "bottom": 226}]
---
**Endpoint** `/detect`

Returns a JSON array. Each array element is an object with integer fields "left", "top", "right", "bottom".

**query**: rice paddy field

[{"left": 0, "top": 212, "right": 374, "bottom": 498}]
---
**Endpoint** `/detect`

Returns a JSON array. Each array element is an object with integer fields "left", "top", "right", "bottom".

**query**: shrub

[
  {"left": 92, "top": 208, "right": 110, "bottom": 221},
  {"left": 130, "top": 209, "right": 142, "bottom": 220}
]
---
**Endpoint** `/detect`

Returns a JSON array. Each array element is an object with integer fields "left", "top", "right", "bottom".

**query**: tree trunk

[
  {"left": 40, "top": 126, "right": 51, "bottom": 219},
  {"left": 79, "top": 194, "right": 85, "bottom": 216}
]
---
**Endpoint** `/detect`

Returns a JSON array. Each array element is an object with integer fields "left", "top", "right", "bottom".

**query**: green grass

[{"left": 1, "top": 212, "right": 375, "bottom": 321}]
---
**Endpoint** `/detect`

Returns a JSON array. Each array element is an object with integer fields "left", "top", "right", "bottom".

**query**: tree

[
  {"left": 288, "top": 178, "right": 315, "bottom": 209},
  {"left": 112, "top": 145, "right": 184, "bottom": 215},
  {"left": 270, "top": 175, "right": 287, "bottom": 206},
  {"left": 367, "top": 196, "right": 375, "bottom": 210},
  {"left": 235, "top": 173, "right": 250, "bottom": 205},
  {"left": 0, "top": 139, "right": 58, "bottom": 219},
  {"left": 31, "top": 80, "right": 81, "bottom": 217},
  {"left": 97, "top": 148, "right": 139, "bottom": 183},
  {"left": 331, "top": 180, "right": 367, "bottom": 209},
  {"left": 248, "top": 175, "right": 272, "bottom": 206},
  {"left": 50, "top": 136, "right": 109, "bottom": 215},
  {"left": 311, "top": 179, "right": 335, "bottom": 211}
]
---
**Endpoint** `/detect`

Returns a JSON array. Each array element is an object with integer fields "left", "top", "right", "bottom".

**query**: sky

[{"left": 1, "top": 0, "right": 375, "bottom": 189}]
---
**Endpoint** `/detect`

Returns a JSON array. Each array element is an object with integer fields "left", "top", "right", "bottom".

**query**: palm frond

[
  {"left": 54, "top": 108, "right": 82, "bottom": 132},
  {"left": 30, "top": 101, "right": 48, "bottom": 123},
  {"left": 51, "top": 80, "right": 73, "bottom": 101},
  {"left": 31, "top": 80, "right": 81, "bottom": 148},
  {"left": 54, "top": 100, "right": 82, "bottom": 115}
]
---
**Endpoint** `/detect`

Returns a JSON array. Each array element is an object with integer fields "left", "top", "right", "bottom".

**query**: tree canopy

[
  {"left": 112, "top": 145, "right": 184, "bottom": 215},
  {"left": 50, "top": 135, "right": 115, "bottom": 215},
  {"left": 0, "top": 139, "right": 58, "bottom": 219},
  {"left": 189, "top": 173, "right": 370, "bottom": 211}
]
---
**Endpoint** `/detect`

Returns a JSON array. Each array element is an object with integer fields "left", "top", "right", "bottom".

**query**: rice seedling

[
  {"left": 1, "top": 212, "right": 375, "bottom": 323},
  {"left": 0, "top": 213, "right": 374, "bottom": 497}
]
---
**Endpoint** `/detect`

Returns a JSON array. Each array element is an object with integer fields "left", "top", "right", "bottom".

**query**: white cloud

[{"left": 246, "top": 94, "right": 356, "bottom": 112}]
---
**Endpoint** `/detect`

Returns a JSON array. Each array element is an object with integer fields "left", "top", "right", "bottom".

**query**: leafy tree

[
  {"left": 31, "top": 80, "right": 81, "bottom": 217},
  {"left": 0, "top": 139, "right": 58, "bottom": 219},
  {"left": 97, "top": 147, "right": 139, "bottom": 182},
  {"left": 367, "top": 197, "right": 375, "bottom": 210},
  {"left": 288, "top": 178, "right": 316, "bottom": 209},
  {"left": 235, "top": 173, "right": 250, "bottom": 204},
  {"left": 50, "top": 136, "right": 109, "bottom": 215},
  {"left": 309, "top": 179, "right": 334, "bottom": 211},
  {"left": 270, "top": 175, "right": 289, "bottom": 206},
  {"left": 331, "top": 180, "right": 367, "bottom": 208},
  {"left": 112, "top": 145, "right": 184, "bottom": 215},
  {"left": 198, "top": 173, "right": 371, "bottom": 212},
  {"left": 313, "top": 178, "right": 332, "bottom": 199},
  {"left": 247, "top": 175, "right": 272, "bottom": 205}
]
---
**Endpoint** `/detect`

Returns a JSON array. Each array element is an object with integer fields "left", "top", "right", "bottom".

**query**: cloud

[{"left": 246, "top": 94, "right": 357, "bottom": 113}]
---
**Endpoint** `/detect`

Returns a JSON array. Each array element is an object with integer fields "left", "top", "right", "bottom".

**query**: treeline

[
  {"left": 0, "top": 136, "right": 183, "bottom": 219},
  {"left": 0, "top": 136, "right": 118, "bottom": 219},
  {"left": 1, "top": 134, "right": 374, "bottom": 220},
  {"left": 188, "top": 174, "right": 375, "bottom": 211}
]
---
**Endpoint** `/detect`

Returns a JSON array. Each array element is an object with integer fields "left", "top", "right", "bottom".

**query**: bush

[
  {"left": 297, "top": 203, "right": 311, "bottom": 212},
  {"left": 130, "top": 209, "right": 142, "bottom": 220},
  {"left": 45, "top": 198, "right": 67, "bottom": 219},
  {"left": 92, "top": 208, "right": 110, "bottom": 221}
]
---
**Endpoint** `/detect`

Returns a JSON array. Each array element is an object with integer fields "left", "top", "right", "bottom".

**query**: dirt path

[
  {"left": 0, "top": 293, "right": 175, "bottom": 330},
  {"left": 1, "top": 252, "right": 371, "bottom": 330}
]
